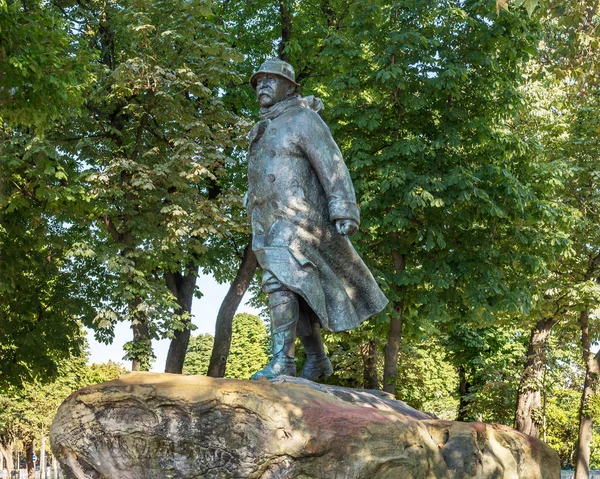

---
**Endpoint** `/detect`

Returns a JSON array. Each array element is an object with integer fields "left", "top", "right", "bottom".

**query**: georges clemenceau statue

[{"left": 246, "top": 58, "right": 388, "bottom": 381}]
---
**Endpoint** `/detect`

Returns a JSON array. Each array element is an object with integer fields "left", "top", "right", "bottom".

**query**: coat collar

[
  {"left": 259, "top": 95, "right": 324, "bottom": 121},
  {"left": 249, "top": 95, "right": 325, "bottom": 147}
]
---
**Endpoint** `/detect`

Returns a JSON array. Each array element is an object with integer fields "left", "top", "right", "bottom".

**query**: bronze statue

[{"left": 246, "top": 58, "right": 388, "bottom": 380}]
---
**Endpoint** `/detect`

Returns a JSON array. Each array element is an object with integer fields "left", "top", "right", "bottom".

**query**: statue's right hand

[{"left": 335, "top": 219, "right": 359, "bottom": 236}]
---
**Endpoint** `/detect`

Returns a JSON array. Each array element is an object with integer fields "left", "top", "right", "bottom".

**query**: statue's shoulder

[
  {"left": 293, "top": 105, "right": 320, "bottom": 118},
  {"left": 285, "top": 106, "right": 324, "bottom": 129}
]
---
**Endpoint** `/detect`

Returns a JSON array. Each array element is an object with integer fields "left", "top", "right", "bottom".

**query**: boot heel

[{"left": 300, "top": 355, "right": 333, "bottom": 381}]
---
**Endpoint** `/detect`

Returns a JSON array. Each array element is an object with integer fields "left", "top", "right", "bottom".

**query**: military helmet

[{"left": 250, "top": 58, "right": 300, "bottom": 90}]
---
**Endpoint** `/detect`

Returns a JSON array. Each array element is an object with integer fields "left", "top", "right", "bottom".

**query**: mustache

[{"left": 258, "top": 87, "right": 273, "bottom": 95}]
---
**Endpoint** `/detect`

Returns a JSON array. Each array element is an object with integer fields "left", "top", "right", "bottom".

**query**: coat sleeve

[{"left": 298, "top": 109, "right": 360, "bottom": 225}]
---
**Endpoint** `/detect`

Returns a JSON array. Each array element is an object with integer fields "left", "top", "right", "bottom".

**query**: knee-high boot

[
  {"left": 251, "top": 290, "right": 298, "bottom": 380},
  {"left": 299, "top": 322, "right": 333, "bottom": 381}
]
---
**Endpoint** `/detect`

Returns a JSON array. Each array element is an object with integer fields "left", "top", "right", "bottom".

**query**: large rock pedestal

[{"left": 50, "top": 372, "right": 559, "bottom": 479}]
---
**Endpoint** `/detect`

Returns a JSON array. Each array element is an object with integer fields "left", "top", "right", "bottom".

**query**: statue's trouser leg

[
  {"left": 299, "top": 321, "right": 333, "bottom": 381},
  {"left": 251, "top": 289, "right": 298, "bottom": 380}
]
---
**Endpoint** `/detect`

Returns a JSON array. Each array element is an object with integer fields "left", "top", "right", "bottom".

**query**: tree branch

[
  {"left": 102, "top": 214, "right": 122, "bottom": 243},
  {"left": 278, "top": 0, "right": 292, "bottom": 62}
]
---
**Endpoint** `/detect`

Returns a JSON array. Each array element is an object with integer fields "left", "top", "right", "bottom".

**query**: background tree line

[{"left": 2, "top": 0, "right": 600, "bottom": 476}]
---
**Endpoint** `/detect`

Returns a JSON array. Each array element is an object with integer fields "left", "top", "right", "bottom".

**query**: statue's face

[{"left": 255, "top": 73, "right": 295, "bottom": 108}]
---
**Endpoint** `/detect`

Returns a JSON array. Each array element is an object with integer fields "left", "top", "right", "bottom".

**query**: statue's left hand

[{"left": 335, "top": 219, "right": 359, "bottom": 236}]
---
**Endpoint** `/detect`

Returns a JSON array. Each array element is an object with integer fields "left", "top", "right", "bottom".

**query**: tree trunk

[
  {"left": 362, "top": 339, "right": 379, "bottom": 389},
  {"left": 277, "top": 0, "right": 292, "bottom": 61},
  {"left": 383, "top": 299, "right": 403, "bottom": 394},
  {"left": 514, "top": 317, "right": 556, "bottom": 437},
  {"left": 40, "top": 430, "right": 46, "bottom": 479},
  {"left": 383, "top": 250, "right": 405, "bottom": 395},
  {"left": 24, "top": 440, "right": 34, "bottom": 479},
  {"left": 131, "top": 312, "right": 151, "bottom": 372},
  {"left": 457, "top": 365, "right": 472, "bottom": 421},
  {"left": 207, "top": 242, "right": 258, "bottom": 377},
  {"left": 52, "top": 454, "right": 58, "bottom": 479},
  {"left": 0, "top": 441, "right": 14, "bottom": 471},
  {"left": 575, "top": 309, "right": 600, "bottom": 479},
  {"left": 164, "top": 265, "right": 199, "bottom": 373}
]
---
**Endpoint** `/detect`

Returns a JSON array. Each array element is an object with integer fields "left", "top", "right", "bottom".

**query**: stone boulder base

[{"left": 50, "top": 372, "right": 559, "bottom": 479}]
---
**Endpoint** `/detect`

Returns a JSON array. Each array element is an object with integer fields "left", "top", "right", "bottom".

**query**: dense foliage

[
  {"left": 183, "top": 313, "right": 269, "bottom": 379},
  {"left": 0, "top": 354, "right": 124, "bottom": 473},
  {"left": 2, "top": 0, "right": 600, "bottom": 473}
]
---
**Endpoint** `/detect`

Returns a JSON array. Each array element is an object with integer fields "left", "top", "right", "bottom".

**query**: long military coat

[{"left": 246, "top": 96, "right": 388, "bottom": 332}]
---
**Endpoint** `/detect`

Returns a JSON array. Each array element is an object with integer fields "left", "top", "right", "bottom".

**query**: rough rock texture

[{"left": 50, "top": 372, "right": 560, "bottom": 479}]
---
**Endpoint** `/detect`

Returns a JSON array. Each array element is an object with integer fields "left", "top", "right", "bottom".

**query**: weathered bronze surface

[{"left": 247, "top": 59, "right": 388, "bottom": 380}]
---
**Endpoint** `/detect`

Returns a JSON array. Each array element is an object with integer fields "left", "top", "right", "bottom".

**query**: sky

[{"left": 86, "top": 274, "right": 263, "bottom": 372}]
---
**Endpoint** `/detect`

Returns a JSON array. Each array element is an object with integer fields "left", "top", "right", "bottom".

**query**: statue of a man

[{"left": 246, "top": 58, "right": 388, "bottom": 380}]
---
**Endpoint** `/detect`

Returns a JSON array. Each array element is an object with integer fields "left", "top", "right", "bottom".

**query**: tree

[
  {"left": 559, "top": 89, "right": 600, "bottom": 479},
  {"left": 0, "top": 0, "right": 100, "bottom": 388},
  {"left": 225, "top": 313, "right": 269, "bottom": 380},
  {"left": 0, "top": 0, "right": 92, "bottom": 131},
  {"left": 182, "top": 334, "right": 214, "bottom": 376},
  {"left": 512, "top": 1, "right": 600, "bottom": 471},
  {"left": 207, "top": 242, "right": 258, "bottom": 377},
  {"left": 184, "top": 313, "right": 268, "bottom": 379},
  {"left": 514, "top": 317, "right": 559, "bottom": 436},
  {"left": 53, "top": 0, "right": 246, "bottom": 371},
  {"left": 541, "top": 332, "right": 600, "bottom": 470},
  {"left": 505, "top": 26, "right": 581, "bottom": 437},
  {"left": 316, "top": 328, "right": 382, "bottom": 390},
  {"left": 395, "top": 339, "right": 459, "bottom": 420},
  {"left": 0, "top": 202, "right": 92, "bottom": 386},
  {"left": 0, "top": 356, "right": 124, "bottom": 478},
  {"left": 307, "top": 0, "right": 564, "bottom": 402},
  {"left": 443, "top": 323, "right": 528, "bottom": 424}
]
